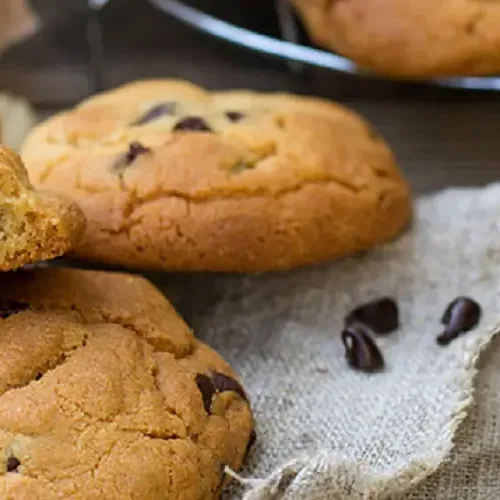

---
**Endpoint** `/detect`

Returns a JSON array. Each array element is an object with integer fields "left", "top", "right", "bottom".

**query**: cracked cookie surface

[
  {"left": 0, "top": 147, "right": 84, "bottom": 271},
  {"left": 292, "top": 0, "right": 500, "bottom": 77},
  {"left": 0, "top": 268, "right": 254, "bottom": 499},
  {"left": 21, "top": 80, "right": 411, "bottom": 271}
]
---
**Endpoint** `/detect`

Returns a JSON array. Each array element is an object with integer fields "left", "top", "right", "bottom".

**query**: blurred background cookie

[
  {"left": 22, "top": 79, "right": 412, "bottom": 272},
  {"left": 292, "top": 0, "right": 500, "bottom": 77}
]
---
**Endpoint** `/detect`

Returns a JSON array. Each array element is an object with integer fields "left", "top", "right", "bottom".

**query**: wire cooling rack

[{"left": 87, "top": 0, "right": 500, "bottom": 92}]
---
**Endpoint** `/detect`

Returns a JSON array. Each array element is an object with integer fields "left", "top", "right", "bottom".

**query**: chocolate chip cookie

[
  {"left": 292, "top": 0, "right": 500, "bottom": 77},
  {"left": 21, "top": 80, "right": 411, "bottom": 271},
  {"left": 0, "top": 147, "right": 84, "bottom": 271},
  {"left": 0, "top": 268, "right": 254, "bottom": 499}
]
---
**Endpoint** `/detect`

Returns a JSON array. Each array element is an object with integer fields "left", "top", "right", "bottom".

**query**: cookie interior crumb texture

[
  {"left": 0, "top": 147, "right": 85, "bottom": 271},
  {"left": 22, "top": 79, "right": 412, "bottom": 272},
  {"left": 292, "top": 0, "right": 500, "bottom": 77},
  {"left": 0, "top": 268, "right": 254, "bottom": 499}
]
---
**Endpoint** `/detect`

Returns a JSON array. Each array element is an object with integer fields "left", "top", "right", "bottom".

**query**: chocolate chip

[
  {"left": 345, "top": 297, "right": 399, "bottom": 334},
  {"left": 244, "top": 429, "right": 257, "bottom": 459},
  {"left": 195, "top": 374, "right": 216, "bottom": 413},
  {"left": 341, "top": 324, "right": 384, "bottom": 372},
  {"left": 6, "top": 456, "right": 20, "bottom": 473},
  {"left": 134, "top": 102, "right": 176, "bottom": 125},
  {"left": 196, "top": 372, "right": 248, "bottom": 414},
  {"left": 173, "top": 116, "right": 212, "bottom": 132},
  {"left": 437, "top": 297, "right": 481, "bottom": 346},
  {"left": 35, "top": 372, "right": 43, "bottom": 381},
  {"left": 0, "top": 299, "right": 29, "bottom": 319},
  {"left": 212, "top": 372, "right": 248, "bottom": 401},
  {"left": 125, "top": 142, "right": 151, "bottom": 164},
  {"left": 247, "top": 429, "right": 256, "bottom": 451},
  {"left": 226, "top": 111, "right": 245, "bottom": 123},
  {"left": 113, "top": 142, "right": 151, "bottom": 173}
]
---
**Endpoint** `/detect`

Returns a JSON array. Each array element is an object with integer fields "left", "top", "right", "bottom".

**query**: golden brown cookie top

[
  {"left": 0, "top": 268, "right": 254, "bottom": 499},
  {"left": 0, "top": 146, "right": 85, "bottom": 271},
  {"left": 21, "top": 80, "right": 411, "bottom": 272},
  {"left": 22, "top": 79, "right": 406, "bottom": 201},
  {"left": 292, "top": 0, "right": 500, "bottom": 77}
]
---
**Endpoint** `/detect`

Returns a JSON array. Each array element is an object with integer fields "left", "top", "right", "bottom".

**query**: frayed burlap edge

[{"left": 229, "top": 324, "right": 500, "bottom": 500}]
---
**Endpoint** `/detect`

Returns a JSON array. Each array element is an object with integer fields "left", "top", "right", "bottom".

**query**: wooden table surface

[{"left": 1, "top": 0, "right": 499, "bottom": 194}]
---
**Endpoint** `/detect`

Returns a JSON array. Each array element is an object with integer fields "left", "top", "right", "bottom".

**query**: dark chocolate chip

[
  {"left": 212, "top": 372, "right": 248, "bottom": 401},
  {"left": 173, "top": 116, "right": 212, "bottom": 132},
  {"left": 244, "top": 429, "right": 257, "bottom": 460},
  {"left": 345, "top": 297, "right": 399, "bottom": 334},
  {"left": 114, "top": 142, "right": 151, "bottom": 172},
  {"left": 195, "top": 374, "right": 216, "bottom": 413},
  {"left": 196, "top": 372, "right": 248, "bottom": 414},
  {"left": 134, "top": 102, "right": 176, "bottom": 125},
  {"left": 247, "top": 429, "right": 256, "bottom": 452},
  {"left": 226, "top": 111, "right": 245, "bottom": 123},
  {"left": 35, "top": 372, "right": 43, "bottom": 381},
  {"left": 0, "top": 299, "right": 29, "bottom": 319},
  {"left": 437, "top": 297, "right": 481, "bottom": 346},
  {"left": 6, "top": 456, "right": 20, "bottom": 473},
  {"left": 341, "top": 324, "right": 384, "bottom": 372},
  {"left": 125, "top": 142, "right": 151, "bottom": 164}
]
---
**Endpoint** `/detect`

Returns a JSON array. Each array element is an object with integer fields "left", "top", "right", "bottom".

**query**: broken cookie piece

[{"left": 0, "top": 147, "right": 85, "bottom": 271}]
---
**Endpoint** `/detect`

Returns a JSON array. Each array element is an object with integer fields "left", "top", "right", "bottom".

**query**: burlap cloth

[{"left": 158, "top": 183, "right": 500, "bottom": 499}]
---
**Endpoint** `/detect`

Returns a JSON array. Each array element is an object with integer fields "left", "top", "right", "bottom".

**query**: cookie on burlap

[
  {"left": 21, "top": 80, "right": 411, "bottom": 272},
  {"left": 0, "top": 146, "right": 84, "bottom": 271},
  {"left": 0, "top": 268, "right": 254, "bottom": 499},
  {"left": 292, "top": 0, "right": 500, "bottom": 77}
]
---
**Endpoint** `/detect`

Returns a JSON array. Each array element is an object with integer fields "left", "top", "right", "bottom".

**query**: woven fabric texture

[{"left": 161, "top": 184, "right": 500, "bottom": 499}]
